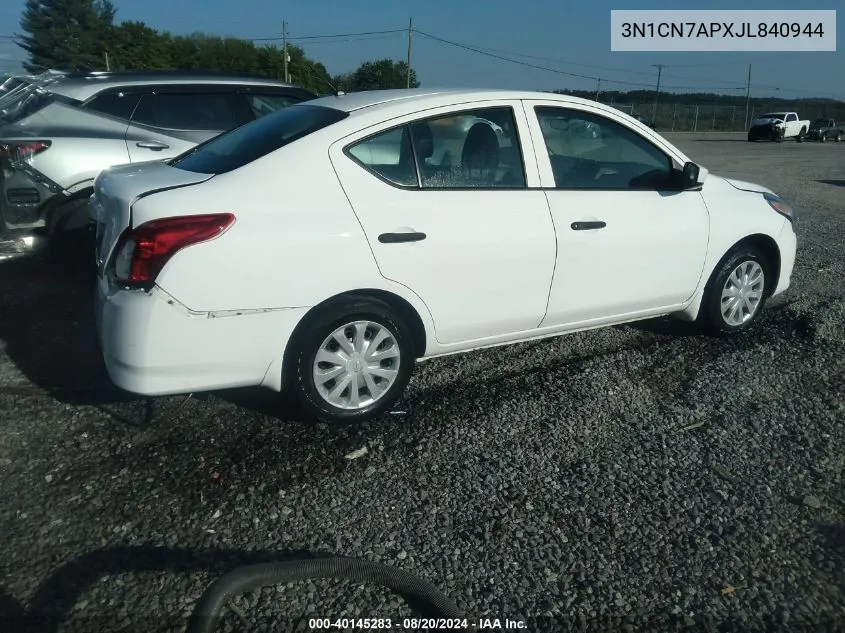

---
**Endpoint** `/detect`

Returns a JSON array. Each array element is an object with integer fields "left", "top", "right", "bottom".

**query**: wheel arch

[
  {"left": 679, "top": 232, "right": 782, "bottom": 322},
  {"left": 48, "top": 186, "right": 95, "bottom": 234},
  {"left": 277, "top": 288, "right": 429, "bottom": 392}
]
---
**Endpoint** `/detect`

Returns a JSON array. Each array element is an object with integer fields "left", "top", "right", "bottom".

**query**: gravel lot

[{"left": 1, "top": 133, "right": 843, "bottom": 632}]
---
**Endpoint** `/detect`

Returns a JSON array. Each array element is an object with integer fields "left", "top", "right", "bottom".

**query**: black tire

[
  {"left": 820, "top": 134, "right": 827, "bottom": 143},
  {"left": 747, "top": 134, "right": 754, "bottom": 142},
  {"left": 796, "top": 128, "right": 806, "bottom": 142},
  {"left": 774, "top": 130, "right": 783, "bottom": 143},
  {"left": 835, "top": 133, "right": 841, "bottom": 142},
  {"left": 290, "top": 297, "right": 415, "bottom": 424},
  {"left": 698, "top": 245, "right": 770, "bottom": 336}
]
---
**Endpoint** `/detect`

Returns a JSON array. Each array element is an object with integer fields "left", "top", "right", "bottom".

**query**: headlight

[{"left": 764, "top": 192, "right": 796, "bottom": 223}]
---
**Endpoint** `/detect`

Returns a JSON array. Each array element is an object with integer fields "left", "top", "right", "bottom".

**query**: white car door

[
  {"left": 124, "top": 89, "right": 240, "bottom": 163},
  {"left": 330, "top": 101, "right": 557, "bottom": 345},
  {"left": 524, "top": 100, "right": 710, "bottom": 326}
]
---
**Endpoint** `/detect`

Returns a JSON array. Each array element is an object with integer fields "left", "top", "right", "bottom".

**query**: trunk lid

[{"left": 92, "top": 160, "right": 214, "bottom": 276}]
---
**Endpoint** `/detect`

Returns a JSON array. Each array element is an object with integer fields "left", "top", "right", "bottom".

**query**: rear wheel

[
  {"left": 835, "top": 133, "right": 842, "bottom": 142},
  {"left": 290, "top": 298, "right": 415, "bottom": 424},
  {"left": 796, "top": 127, "right": 806, "bottom": 142},
  {"left": 698, "top": 246, "right": 770, "bottom": 336}
]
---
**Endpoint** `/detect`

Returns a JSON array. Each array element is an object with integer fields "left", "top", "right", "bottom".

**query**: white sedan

[{"left": 90, "top": 88, "right": 797, "bottom": 424}]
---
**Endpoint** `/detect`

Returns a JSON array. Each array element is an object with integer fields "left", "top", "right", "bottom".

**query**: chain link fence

[{"left": 600, "top": 101, "right": 845, "bottom": 132}]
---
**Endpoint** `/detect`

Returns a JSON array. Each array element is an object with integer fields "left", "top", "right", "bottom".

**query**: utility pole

[
  {"left": 594, "top": 78, "right": 601, "bottom": 102},
  {"left": 651, "top": 64, "right": 663, "bottom": 120},
  {"left": 406, "top": 17, "right": 413, "bottom": 88},
  {"left": 282, "top": 21, "right": 289, "bottom": 83},
  {"left": 104, "top": 52, "right": 110, "bottom": 71},
  {"left": 744, "top": 63, "right": 752, "bottom": 131}
]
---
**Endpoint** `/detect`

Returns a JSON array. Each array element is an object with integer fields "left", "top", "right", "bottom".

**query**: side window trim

[
  {"left": 406, "top": 122, "right": 424, "bottom": 188},
  {"left": 532, "top": 104, "right": 682, "bottom": 191}
]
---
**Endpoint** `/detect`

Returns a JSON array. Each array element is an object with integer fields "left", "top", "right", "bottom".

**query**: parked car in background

[
  {"left": 747, "top": 112, "right": 810, "bottom": 142},
  {"left": 0, "top": 71, "right": 315, "bottom": 261},
  {"left": 91, "top": 88, "right": 797, "bottom": 424},
  {"left": 806, "top": 118, "right": 843, "bottom": 142}
]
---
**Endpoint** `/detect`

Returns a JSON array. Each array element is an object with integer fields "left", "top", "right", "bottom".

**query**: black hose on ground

[{"left": 186, "top": 556, "right": 472, "bottom": 633}]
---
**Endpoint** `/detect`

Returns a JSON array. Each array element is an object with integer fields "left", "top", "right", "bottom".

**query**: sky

[{"left": 0, "top": 0, "right": 842, "bottom": 100}]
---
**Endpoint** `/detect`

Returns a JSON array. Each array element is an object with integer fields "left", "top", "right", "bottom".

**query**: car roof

[
  {"left": 308, "top": 87, "right": 610, "bottom": 114},
  {"left": 45, "top": 71, "right": 302, "bottom": 101}
]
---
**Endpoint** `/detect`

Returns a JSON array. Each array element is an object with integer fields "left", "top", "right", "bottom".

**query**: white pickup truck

[{"left": 747, "top": 111, "right": 810, "bottom": 142}]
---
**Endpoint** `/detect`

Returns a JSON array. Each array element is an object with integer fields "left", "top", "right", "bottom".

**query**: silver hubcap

[
  {"left": 721, "top": 260, "right": 765, "bottom": 327},
  {"left": 312, "top": 321, "right": 401, "bottom": 410}
]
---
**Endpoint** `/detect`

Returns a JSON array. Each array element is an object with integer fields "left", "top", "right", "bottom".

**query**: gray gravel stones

[{"left": 0, "top": 135, "right": 843, "bottom": 632}]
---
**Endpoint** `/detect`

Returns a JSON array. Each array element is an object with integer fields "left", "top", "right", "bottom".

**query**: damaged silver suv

[{"left": 0, "top": 70, "right": 315, "bottom": 261}]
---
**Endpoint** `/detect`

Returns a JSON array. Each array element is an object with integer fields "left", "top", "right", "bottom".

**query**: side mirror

[{"left": 680, "top": 161, "right": 700, "bottom": 188}]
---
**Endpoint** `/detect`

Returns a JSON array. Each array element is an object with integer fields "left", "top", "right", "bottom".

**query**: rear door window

[
  {"left": 84, "top": 92, "right": 141, "bottom": 121},
  {"left": 132, "top": 93, "right": 239, "bottom": 131}
]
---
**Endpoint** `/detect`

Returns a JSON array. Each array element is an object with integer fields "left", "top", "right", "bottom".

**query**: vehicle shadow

[
  {"left": 816, "top": 179, "right": 845, "bottom": 187},
  {"left": 623, "top": 316, "right": 702, "bottom": 337},
  {"left": 0, "top": 546, "right": 360, "bottom": 633},
  {"left": 0, "top": 256, "right": 116, "bottom": 400},
  {"left": 0, "top": 255, "right": 307, "bottom": 425}
]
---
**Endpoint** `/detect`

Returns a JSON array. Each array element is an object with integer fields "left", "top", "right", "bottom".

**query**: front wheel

[
  {"left": 698, "top": 246, "right": 770, "bottom": 336},
  {"left": 290, "top": 298, "right": 415, "bottom": 423}
]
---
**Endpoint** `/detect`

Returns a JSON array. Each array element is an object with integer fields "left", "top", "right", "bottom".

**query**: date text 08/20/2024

[{"left": 308, "top": 618, "right": 527, "bottom": 630}]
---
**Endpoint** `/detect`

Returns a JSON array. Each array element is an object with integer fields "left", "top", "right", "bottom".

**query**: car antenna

[{"left": 322, "top": 76, "right": 344, "bottom": 97}]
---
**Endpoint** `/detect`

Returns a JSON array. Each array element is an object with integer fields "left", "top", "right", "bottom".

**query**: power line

[
  {"left": 413, "top": 30, "right": 746, "bottom": 91},
  {"left": 250, "top": 28, "right": 405, "bottom": 42},
  {"left": 284, "top": 33, "right": 403, "bottom": 46}
]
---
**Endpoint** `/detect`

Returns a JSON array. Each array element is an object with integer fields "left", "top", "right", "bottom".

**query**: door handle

[
  {"left": 136, "top": 140, "right": 170, "bottom": 150},
  {"left": 571, "top": 221, "right": 606, "bottom": 231},
  {"left": 378, "top": 232, "right": 427, "bottom": 244}
]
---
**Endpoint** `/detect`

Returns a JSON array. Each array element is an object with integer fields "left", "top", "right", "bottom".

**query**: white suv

[{"left": 0, "top": 70, "right": 314, "bottom": 261}]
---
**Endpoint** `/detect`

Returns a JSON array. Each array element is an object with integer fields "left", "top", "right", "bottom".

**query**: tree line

[{"left": 17, "top": 0, "right": 419, "bottom": 94}]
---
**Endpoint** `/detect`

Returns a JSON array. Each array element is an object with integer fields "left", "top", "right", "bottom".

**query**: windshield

[{"left": 171, "top": 104, "right": 349, "bottom": 175}]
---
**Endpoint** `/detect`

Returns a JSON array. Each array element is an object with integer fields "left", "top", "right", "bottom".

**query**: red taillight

[
  {"left": 114, "top": 213, "right": 235, "bottom": 285},
  {"left": 0, "top": 141, "right": 51, "bottom": 162}
]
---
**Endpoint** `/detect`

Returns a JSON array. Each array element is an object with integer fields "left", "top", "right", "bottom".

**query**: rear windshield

[
  {"left": 0, "top": 86, "right": 79, "bottom": 124},
  {"left": 760, "top": 113, "right": 785, "bottom": 120},
  {"left": 171, "top": 104, "right": 349, "bottom": 175}
]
